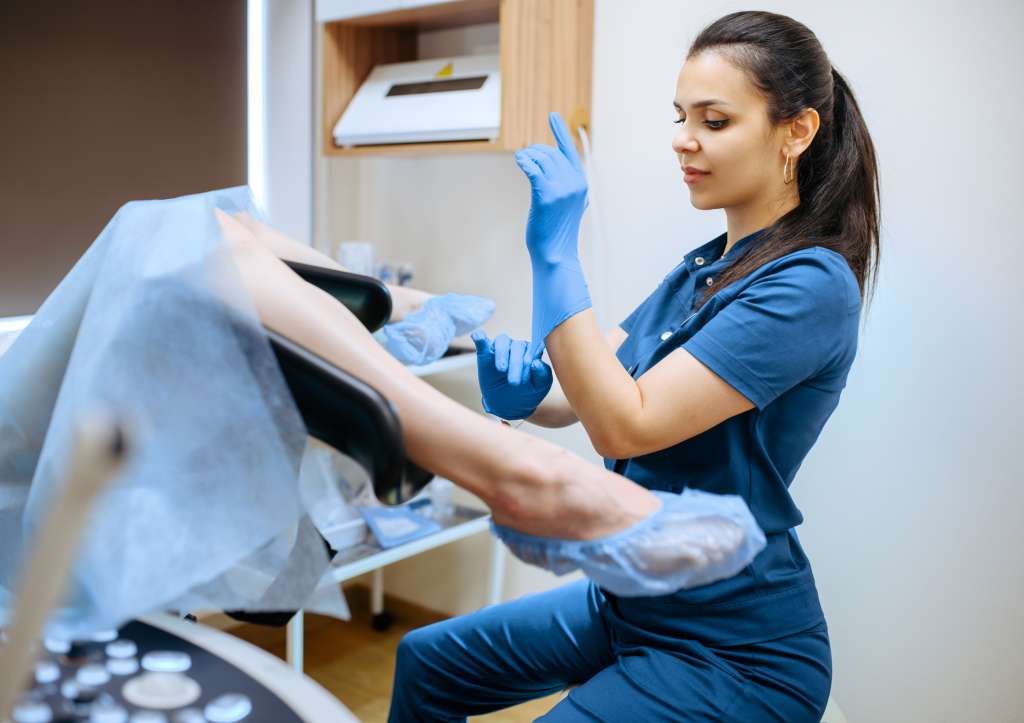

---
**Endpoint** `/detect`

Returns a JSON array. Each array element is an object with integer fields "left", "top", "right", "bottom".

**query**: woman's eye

[{"left": 672, "top": 118, "right": 728, "bottom": 129}]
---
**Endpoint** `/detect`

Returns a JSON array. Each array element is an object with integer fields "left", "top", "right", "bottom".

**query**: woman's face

[{"left": 672, "top": 51, "right": 786, "bottom": 212}]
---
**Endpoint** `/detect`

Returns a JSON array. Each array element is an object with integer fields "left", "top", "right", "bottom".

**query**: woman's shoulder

[{"left": 745, "top": 245, "right": 861, "bottom": 315}]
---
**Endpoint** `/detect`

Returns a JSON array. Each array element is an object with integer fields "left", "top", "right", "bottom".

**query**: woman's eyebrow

[{"left": 673, "top": 99, "right": 730, "bottom": 110}]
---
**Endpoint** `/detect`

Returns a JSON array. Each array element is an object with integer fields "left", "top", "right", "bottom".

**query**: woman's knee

[{"left": 394, "top": 621, "right": 455, "bottom": 687}]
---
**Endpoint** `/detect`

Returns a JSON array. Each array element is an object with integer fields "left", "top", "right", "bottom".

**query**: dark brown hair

[{"left": 690, "top": 11, "right": 880, "bottom": 307}]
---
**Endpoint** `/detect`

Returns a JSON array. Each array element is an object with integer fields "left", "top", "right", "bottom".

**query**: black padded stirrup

[{"left": 284, "top": 261, "right": 392, "bottom": 333}]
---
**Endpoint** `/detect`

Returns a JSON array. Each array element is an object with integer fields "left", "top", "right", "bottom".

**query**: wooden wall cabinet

[{"left": 321, "top": 0, "right": 594, "bottom": 156}]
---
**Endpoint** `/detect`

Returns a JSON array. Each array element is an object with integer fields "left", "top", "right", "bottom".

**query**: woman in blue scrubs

[{"left": 390, "top": 10, "right": 880, "bottom": 722}]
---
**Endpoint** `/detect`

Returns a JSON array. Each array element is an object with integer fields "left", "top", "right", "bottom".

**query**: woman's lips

[{"left": 683, "top": 167, "right": 709, "bottom": 184}]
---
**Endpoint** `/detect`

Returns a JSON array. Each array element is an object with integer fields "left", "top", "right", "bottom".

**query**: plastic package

[
  {"left": 359, "top": 505, "right": 440, "bottom": 549},
  {"left": 0, "top": 187, "right": 347, "bottom": 637},
  {"left": 491, "top": 488, "right": 767, "bottom": 597},
  {"left": 299, "top": 440, "right": 369, "bottom": 552}
]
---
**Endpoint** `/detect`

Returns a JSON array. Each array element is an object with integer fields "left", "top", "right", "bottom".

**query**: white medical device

[{"left": 332, "top": 53, "right": 501, "bottom": 146}]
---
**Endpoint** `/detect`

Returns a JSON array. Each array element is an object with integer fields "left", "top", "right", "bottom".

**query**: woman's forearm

[
  {"left": 526, "top": 375, "right": 579, "bottom": 428},
  {"left": 545, "top": 310, "right": 645, "bottom": 456}
]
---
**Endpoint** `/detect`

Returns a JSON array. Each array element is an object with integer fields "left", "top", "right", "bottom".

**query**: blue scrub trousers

[{"left": 388, "top": 580, "right": 831, "bottom": 722}]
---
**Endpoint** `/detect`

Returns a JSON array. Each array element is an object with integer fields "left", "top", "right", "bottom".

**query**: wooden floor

[{"left": 228, "top": 586, "right": 563, "bottom": 722}]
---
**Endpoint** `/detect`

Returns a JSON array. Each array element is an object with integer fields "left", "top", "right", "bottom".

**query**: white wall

[
  {"left": 262, "top": 0, "right": 314, "bottom": 240},
  {"left": 317, "top": 1, "right": 1024, "bottom": 720}
]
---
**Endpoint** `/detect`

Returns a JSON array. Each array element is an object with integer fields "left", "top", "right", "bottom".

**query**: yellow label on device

[{"left": 435, "top": 62, "right": 454, "bottom": 78}]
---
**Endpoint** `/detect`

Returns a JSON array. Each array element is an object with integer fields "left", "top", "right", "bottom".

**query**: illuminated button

[
  {"left": 695, "top": 257, "right": 705, "bottom": 266},
  {"left": 172, "top": 710, "right": 207, "bottom": 723},
  {"left": 35, "top": 660, "right": 60, "bottom": 684},
  {"left": 204, "top": 693, "right": 253, "bottom": 722},
  {"left": 60, "top": 680, "right": 80, "bottom": 700},
  {"left": 659, "top": 330, "right": 672, "bottom": 341},
  {"left": 44, "top": 637, "right": 71, "bottom": 654},
  {"left": 77, "top": 663, "right": 111, "bottom": 687},
  {"left": 141, "top": 651, "right": 191, "bottom": 674},
  {"left": 11, "top": 700, "right": 53, "bottom": 723},
  {"left": 705, "top": 277, "right": 714, "bottom": 286},
  {"left": 106, "top": 640, "right": 138, "bottom": 659},
  {"left": 90, "top": 630, "right": 118, "bottom": 643},
  {"left": 122, "top": 672, "right": 201, "bottom": 710},
  {"left": 107, "top": 657, "right": 139, "bottom": 676},
  {"left": 90, "top": 702, "right": 129, "bottom": 723}
]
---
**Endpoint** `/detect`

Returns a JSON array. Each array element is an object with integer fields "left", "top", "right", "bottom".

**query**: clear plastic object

[
  {"left": 374, "top": 292, "right": 496, "bottom": 366},
  {"left": 491, "top": 489, "right": 767, "bottom": 597},
  {"left": 0, "top": 186, "right": 346, "bottom": 637}
]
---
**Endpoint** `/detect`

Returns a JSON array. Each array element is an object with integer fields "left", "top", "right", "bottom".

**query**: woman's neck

[{"left": 723, "top": 192, "right": 799, "bottom": 256}]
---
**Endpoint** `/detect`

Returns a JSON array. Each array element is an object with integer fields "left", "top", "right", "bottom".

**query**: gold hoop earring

[{"left": 783, "top": 154, "right": 795, "bottom": 185}]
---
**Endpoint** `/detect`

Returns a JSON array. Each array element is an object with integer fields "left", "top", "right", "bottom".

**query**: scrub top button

[
  {"left": 695, "top": 257, "right": 705, "bottom": 266},
  {"left": 659, "top": 331, "right": 672, "bottom": 341},
  {"left": 705, "top": 277, "right": 714, "bottom": 286}
]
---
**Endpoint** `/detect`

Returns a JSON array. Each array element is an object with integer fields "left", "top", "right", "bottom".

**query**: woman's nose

[{"left": 672, "top": 124, "right": 698, "bottom": 155}]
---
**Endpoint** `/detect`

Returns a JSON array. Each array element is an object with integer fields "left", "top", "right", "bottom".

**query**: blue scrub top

[{"left": 604, "top": 228, "right": 861, "bottom": 646}]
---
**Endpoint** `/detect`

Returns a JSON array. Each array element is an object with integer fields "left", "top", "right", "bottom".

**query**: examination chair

[
  {"left": 0, "top": 265, "right": 433, "bottom": 722},
  {"left": 277, "top": 260, "right": 435, "bottom": 507},
  {"left": 224, "top": 263, "right": 434, "bottom": 628}
]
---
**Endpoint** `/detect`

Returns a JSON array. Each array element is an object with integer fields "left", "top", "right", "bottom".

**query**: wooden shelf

[
  {"left": 321, "top": 0, "right": 594, "bottom": 157},
  {"left": 333, "top": 0, "right": 500, "bottom": 30}
]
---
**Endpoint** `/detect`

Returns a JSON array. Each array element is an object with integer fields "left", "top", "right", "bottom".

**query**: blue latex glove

[
  {"left": 472, "top": 331, "right": 553, "bottom": 420},
  {"left": 514, "top": 112, "right": 592, "bottom": 358}
]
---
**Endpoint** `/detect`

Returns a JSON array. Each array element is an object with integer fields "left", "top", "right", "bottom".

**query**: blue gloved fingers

[
  {"left": 507, "top": 338, "right": 528, "bottom": 386},
  {"left": 530, "top": 357, "right": 552, "bottom": 389},
  {"left": 549, "top": 111, "right": 584, "bottom": 172},
  {"left": 514, "top": 151, "right": 544, "bottom": 181},
  {"left": 519, "top": 147, "right": 554, "bottom": 177},
  {"left": 493, "top": 333, "right": 511, "bottom": 374},
  {"left": 527, "top": 143, "right": 561, "bottom": 166},
  {"left": 471, "top": 330, "right": 492, "bottom": 357}
]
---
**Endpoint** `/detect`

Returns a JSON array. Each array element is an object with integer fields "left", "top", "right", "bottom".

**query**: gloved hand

[
  {"left": 472, "top": 331, "right": 553, "bottom": 420},
  {"left": 514, "top": 112, "right": 593, "bottom": 358}
]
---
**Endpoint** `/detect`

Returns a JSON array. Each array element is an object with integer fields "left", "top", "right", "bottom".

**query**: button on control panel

[{"left": 5, "top": 620, "right": 305, "bottom": 722}]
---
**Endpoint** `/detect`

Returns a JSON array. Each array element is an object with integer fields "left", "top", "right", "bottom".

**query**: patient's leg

[
  {"left": 232, "top": 212, "right": 431, "bottom": 322},
  {"left": 217, "top": 210, "right": 657, "bottom": 541}
]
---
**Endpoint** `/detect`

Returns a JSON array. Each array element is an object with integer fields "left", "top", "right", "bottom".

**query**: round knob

[
  {"left": 141, "top": 650, "right": 192, "bottom": 674},
  {"left": 35, "top": 660, "right": 60, "bottom": 684},
  {"left": 107, "top": 656, "right": 140, "bottom": 676},
  {"left": 43, "top": 637, "right": 71, "bottom": 654},
  {"left": 122, "top": 672, "right": 201, "bottom": 710},
  {"left": 105, "top": 639, "right": 138, "bottom": 659},
  {"left": 90, "top": 629, "right": 118, "bottom": 643},
  {"left": 204, "top": 693, "right": 253, "bottom": 722},
  {"left": 11, "top": 700, "right": 53, "bottom": 723},
  {"left": 77, "top": 663, "right": 112, "bottom": 687}
]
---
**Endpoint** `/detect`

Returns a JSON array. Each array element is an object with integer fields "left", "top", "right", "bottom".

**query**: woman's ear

[{"left": 785, "top": 107, "right": 821, "bottom": 158}]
